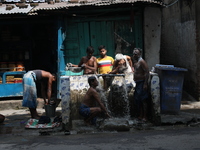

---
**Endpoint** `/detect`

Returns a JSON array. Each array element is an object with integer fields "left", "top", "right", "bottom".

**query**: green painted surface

[{"left": 63, "top": 10, "right": 143, "bottom": 76}]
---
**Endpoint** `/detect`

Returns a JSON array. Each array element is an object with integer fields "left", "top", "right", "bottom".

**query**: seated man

[
  {"left": 79, "top": 76, "right": 111, "bottom": 125},
  {"left": 109, "top": 53, "right": 133, "bottom": 74}
]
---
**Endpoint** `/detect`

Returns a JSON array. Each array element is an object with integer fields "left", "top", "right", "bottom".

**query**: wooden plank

[
  {"left": 78, "top": 22, "right": 85, "bottom": 58},
  {"left": 65, "top": 22, "right": 80, "bottom": 65},
  {"left": 82, "top": 22, "right": 90, "bottom": 56},
  {"left": 90, "top": 21, "right": 98, "bottom": 56},
  {"left": 106, "top": 21, "right": 115, "bottom": 58}
]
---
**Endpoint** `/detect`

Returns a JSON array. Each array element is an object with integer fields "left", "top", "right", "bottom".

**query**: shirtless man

[
  {"left": 22, "top": 70, "right": 56, "bottom": 119},
  {"left": 133, "top": 48, "right": 149, "bottom": 122},
  {"left": 71, "top": 46, "right": 97, "bottom": 75},
  {"left": 79, "top": 76, "right": 111, "bottom": 125},
  {"left": 109, "top": 53, "right": 133, "bottom": 74}
]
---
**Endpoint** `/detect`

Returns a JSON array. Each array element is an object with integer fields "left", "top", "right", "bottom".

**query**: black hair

[
  {"left": 133, "top": 48, "right": 142, "bottom": 53},
  {"left": 88, "top": 76, "right": 97, "bottom": 86},
  {"left": 51, "top": 73, "right": 57, "bottom": 81},
  {"left": 98, "top": 45, "right": 106, "bottom": 51},
  {"left": 52, "top": 73, "right": 56, "bottom": 77},
  {"left": 86, "top": 46, "right": 94, "bottom": 54}
]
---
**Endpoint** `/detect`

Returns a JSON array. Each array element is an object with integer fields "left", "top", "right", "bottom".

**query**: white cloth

[
  {"left": 115, "top": 53, "right": 132, "bottom": 74},
  {"left": 123, "top": 55, "right": 132, "bottom": 73},
  {"left": 115, "top": 53, "right": 124, "bottom": 61}
]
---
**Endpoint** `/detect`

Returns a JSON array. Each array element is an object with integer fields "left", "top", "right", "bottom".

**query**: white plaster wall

[{"left": 144, "top": 7, "right": 161, "bottom": 70}]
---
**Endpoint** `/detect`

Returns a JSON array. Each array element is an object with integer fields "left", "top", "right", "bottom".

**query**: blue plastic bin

[{"left": 155, "top": 67, "right": 188, "bottom": 114}]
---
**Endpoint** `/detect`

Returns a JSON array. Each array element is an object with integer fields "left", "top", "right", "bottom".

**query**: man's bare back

[
  {"left": 82, "top": 86, "right": 99, "bottom": 107},
  {"left": 79, "top": 76, "right": 111, "bottom": 125}
]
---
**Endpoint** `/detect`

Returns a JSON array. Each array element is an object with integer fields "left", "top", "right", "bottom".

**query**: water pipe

[
  {"left": 97, "top": 74, "right": 125, "bottom": 77},
  {"left": 164, "top": 0, "right": 179, "bottom": 8}
]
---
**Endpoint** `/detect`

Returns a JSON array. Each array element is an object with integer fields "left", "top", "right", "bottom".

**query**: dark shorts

[
  {"left": 79, "top": 103, "right": 97, "bottom": 125},
  {"left": 134, "top": 80, "right": 149, "bottom": 107},
  {"left": 79, "top": 103, "right": 91, "bottom": 118}
]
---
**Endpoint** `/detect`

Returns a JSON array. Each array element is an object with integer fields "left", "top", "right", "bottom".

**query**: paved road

[
  {"left": 0, "top": 126, "right": 200, "bottom": 150},
  {"left": 1, "top": 99, "right": 200, "bottom": 150}
]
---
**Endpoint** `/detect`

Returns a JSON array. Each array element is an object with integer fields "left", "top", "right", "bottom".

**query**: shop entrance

[
  {"left": 0, "top": 19, "right": 58, "bottom": 98},
  {"left": 31, "top": 22, "right": 57, "bottom": 73}
]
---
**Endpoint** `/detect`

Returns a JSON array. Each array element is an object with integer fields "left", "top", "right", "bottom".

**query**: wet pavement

[{"left": 1, "top": 98, "right": 200, "bottom": 136}]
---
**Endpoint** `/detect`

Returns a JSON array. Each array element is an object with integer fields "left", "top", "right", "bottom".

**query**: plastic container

[
  {"left": 65, "top": 70, "right": 83, "bottom": 76},
  {"left": 155, "top": 66, "right": 187, "bottom": 114},
  {"left": 45, "top": 104, "right": 56, "bottom": 118}
]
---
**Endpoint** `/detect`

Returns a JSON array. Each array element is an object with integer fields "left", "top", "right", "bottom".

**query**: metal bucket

[{"left": 45, "top": 104, "right": 56, "bottom": 118}]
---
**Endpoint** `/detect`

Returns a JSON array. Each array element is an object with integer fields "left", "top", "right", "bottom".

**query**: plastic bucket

[{"left": 45, "top": 104, "right": 56, "bottom": 117}]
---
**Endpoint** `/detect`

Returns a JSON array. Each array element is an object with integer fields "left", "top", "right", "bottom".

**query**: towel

[{"left": 22, "top": 71, "right": 37, "bottom": 108}]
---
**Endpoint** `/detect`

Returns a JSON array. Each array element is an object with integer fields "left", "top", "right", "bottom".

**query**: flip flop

[{"left": 64, "top": 130, "right": 70, "bottom": 135}]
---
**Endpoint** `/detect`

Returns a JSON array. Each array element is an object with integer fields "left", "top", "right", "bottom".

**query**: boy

[{"left": 97, "top": 45, "right": 114, "bottom": 89}]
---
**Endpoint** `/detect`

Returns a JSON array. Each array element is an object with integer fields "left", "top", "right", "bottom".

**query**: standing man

[
  {"left": 97, "top": 45, "right": 114, "bottom": 89},
  {"left": 79, "top": 76, "right": 111, "bottom": 125},
  {"left": 133, "top": 48, "right": 149, "bottom": 122},
  {"left": 22, "top": 70, "right": 56, "bottom": 119},
  {"left": 70, "top": 46, "right": 97, "bottom": 75}
]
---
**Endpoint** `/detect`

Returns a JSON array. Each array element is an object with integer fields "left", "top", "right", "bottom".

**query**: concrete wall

[
  {"left": 195, "top": 1, "right": 200, "bottom": 101},
  {"left": 144, "top": 7, "right": 161, "bottom": 70},
  {"left": 61, "top": 74, "right": 161, "bottom": 127},
  {"left": 161, "top": 0, "right": 198, "bottom": 100},
  {"left": 60, "top": 74, "right": 136, "bottom": 125}
]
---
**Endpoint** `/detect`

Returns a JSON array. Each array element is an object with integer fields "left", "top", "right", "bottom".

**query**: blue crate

[{"left": 0, "top": 71, "right": 26, "bottom": 97}]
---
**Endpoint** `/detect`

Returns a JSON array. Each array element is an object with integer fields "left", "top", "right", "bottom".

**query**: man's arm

[
  {"left": 47, "top": 77, "right": 53, "bottom": 104},
  {"left": 92, "top": 89, "right": 110, "bottom": 117},
  {"left": 77, "top": 57, "right": 84, "bottom": 67},
  {"left": 126, "top": 55, "right": 134, "bottom": 72},
  {"left": 109, "top": 66, "right": 119, "bottom": 74},
  {"left": 109, "top": 60, "right": 119, "bottom": 74},
  {"left": 141, "top": 60, "right": 149, "bottom": 90},
  {"left": 41, "top": 83, "right": 47, "bottom": 104},
  {"left": 71, "top": 64, "right": 78, "bottom": 67},
  {"left": 126, "top": 55, "right": 133, "bottom": 67},
  {"left": 68, "top": 57, "right": 84, "bottom": 67}
]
